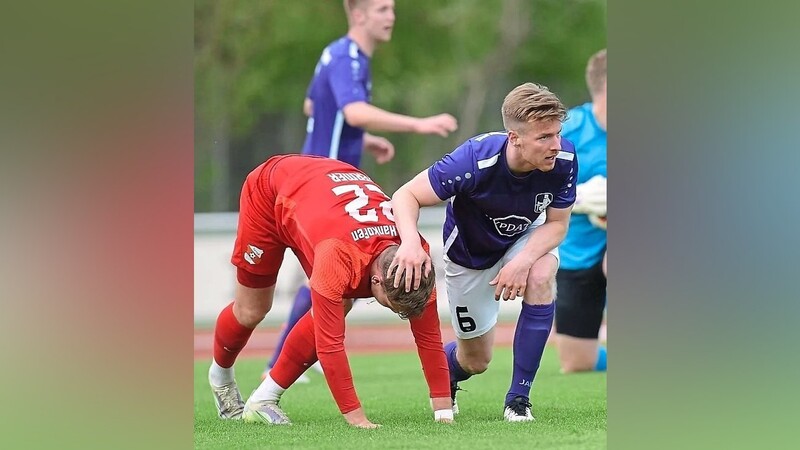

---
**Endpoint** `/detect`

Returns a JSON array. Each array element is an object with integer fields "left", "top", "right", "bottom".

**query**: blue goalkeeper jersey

[
  {"left": 559, "top": 102, "right": 607, "bottom": 270},
  {"left": 301, "top": 36, "right": 372, "bottom": 168},
  {"left": 428, "top": 132, "right": 577, "bottom": 270}
]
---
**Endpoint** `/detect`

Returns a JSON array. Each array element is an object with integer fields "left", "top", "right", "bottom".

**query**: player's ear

[
  {"left": 371, "top": 275, "right": 381, "bottom": 285},
  {"left": 508, "top": 130, "right": 519, "bottom": 147}
]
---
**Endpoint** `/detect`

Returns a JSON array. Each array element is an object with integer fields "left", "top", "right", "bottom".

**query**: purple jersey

[
  {"left": 301, "top": 36, "right": 372, "bottom": 168},
  {"left": 428, "top": 132, "right": 577, "bottom": 270}
]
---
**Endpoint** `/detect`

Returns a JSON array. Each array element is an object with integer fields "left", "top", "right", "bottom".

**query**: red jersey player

[{"left": 208, "top": 154, "right": 453, "bottom": 428}]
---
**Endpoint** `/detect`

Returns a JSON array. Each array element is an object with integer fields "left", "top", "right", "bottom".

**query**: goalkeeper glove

[
  {"left": 573, "top": 175, "right": 606, "bottom": 216},
  {"left": 588, "top": 214, "right": 607, "bottom": 230}
]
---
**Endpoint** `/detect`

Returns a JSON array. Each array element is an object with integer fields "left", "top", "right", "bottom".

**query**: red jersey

[{"left": 233, "top": 155, "right": 449, "bottom": 413}]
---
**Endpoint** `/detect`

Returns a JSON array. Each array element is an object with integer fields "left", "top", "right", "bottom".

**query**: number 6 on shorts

[{"left": 455, "top": 306, "right": 476, "bottom": 333}]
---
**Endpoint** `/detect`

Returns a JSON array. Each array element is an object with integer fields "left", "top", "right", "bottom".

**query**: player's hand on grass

[
  {"left": 434, "top": 413, "right": 454, "bottom": 424},
  {"left": 489, "top": 255, "right": 534, "bottom": 301},
  {"left": 389, "top": 242, "right": 431, "bottom": 292},
  {"left": 343, "top": 408, "right": 381, "bottom": 429},
  {"left": 431, "top": 397, "right": 454, "bottom": 424}
]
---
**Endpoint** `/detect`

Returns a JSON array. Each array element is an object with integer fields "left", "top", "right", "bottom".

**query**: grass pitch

[{"left": 194, "top": 347, "right": 606, "bottom": 449}]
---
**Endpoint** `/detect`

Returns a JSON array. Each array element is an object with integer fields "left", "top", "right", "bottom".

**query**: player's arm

[
  {"left": 390, "top": 170, "right": 444, "bottom": 292},
  {"left": 327, "top": 56, "right": 456, "bottom": 137},
  {"left": 407, "top": 288, "right": 454, "bottom": 423},
  {"left": 342, "top": 102, "right": 457, "bottom": 138},
  {"left": 520, "top": 205, "right": 572, "bottom": 263},
  {"left": 309, "top": 288, "right": 372, "bottom": 424},
  {"left": 490, "top": 205, "right": 572, "bottom": 300},
  {"left": 309, "top": 245, "right": 377, "bottom": 428}
]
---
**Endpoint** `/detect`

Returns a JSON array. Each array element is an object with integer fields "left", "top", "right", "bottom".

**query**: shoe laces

[
  {"left": 507, "top": 397, "right": 532, "bottom": 416},
  {"left": 217, "top": 384, "right": 243, "bottom": 413},
  {"left": 269, "top": 404, "right": 290, "bottom": 423}
]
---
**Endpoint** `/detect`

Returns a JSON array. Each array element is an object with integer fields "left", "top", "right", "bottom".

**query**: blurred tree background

[{"left": 195, "top": 0, "right": 606, "bottom": 212}]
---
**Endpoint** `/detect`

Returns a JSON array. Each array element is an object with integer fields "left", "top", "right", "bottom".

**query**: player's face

[
  {"left": 362, "top": 0, "right": 395, "bottom": 42},
  {"left": 515, "top": 118, "right": 562, "bottom": 172}
]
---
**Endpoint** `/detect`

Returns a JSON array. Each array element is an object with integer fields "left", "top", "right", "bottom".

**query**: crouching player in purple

[{"left": 389, "top": 83, "right": 576, "bottom": 422}]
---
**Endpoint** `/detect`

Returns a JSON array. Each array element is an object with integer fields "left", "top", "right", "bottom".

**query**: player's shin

[
  {"left": 444, "top": 341, "right": 472, "bottom": 383},
  {"left": 267, "top": 312, "right": 318, "bottom": 389},
  {"left": 505, "top": 302, "right": 555, "bottom": 404},
  {"left": 212, "top": 302, "right": 256, "bottom": 376},
  {"left": 266, "top": 285, "right": 312, "bottom": 370}
]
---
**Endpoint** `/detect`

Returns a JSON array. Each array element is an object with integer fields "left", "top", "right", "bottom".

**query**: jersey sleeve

[
  {"left": 328, "top": 55, "right": 368, "bottom": 110},
  {"left": 408, "top": 287, "right": 451, "bottom": 399},
  {"left": 552, "top": 138, "right": 578, "bottom": 208},
  {"left": 427, "top": 141, "right": 477, "bottom": 201},
  {"left": 308, "top": 241, "right": 361, "bottom": 414}
]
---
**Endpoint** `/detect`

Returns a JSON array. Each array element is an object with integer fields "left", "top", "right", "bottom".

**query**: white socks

[
  {"left": 248, "top": 373, "right": 286, "bottom": 404},
  {"left": 208, "top": 360, "right": 235, "bottom": 387}
]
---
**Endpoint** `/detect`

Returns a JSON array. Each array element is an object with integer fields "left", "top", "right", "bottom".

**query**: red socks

[
  {"left": 213, "top": 302, "right": 255, "bottom": 368},
  {"left": 270, "top": 311, "right": 318, "bottom": 388}
]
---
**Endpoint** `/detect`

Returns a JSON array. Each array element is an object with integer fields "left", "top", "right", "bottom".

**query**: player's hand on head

[
  {"left": 489, "top": 256, "right": 533, "bottom": 301},
  {"left": 389, "top": 242, "right": 431, "bottom": 293}
]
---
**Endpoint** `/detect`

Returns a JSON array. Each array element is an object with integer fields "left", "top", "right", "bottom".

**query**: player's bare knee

[
  {"left": 524, "top": 277, "right": 556, "bottom": 305},
  {"left": 460, "top": 354, "right": 492, "bottom": 375},
  {"left": 233, "top": 301, "right": 270, "bottom": 328}
]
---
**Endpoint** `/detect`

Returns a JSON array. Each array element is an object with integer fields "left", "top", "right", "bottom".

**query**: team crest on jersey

[
  {"left": 492, "top": 215, "right": 532, "bottom": 237},
  {"left": 244, "top": 244, "right": 264, "bottom": 265},
  {"left": 534, "top": 193, "right": 553, "bottom": 213}
]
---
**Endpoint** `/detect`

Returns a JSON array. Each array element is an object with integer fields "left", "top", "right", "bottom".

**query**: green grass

[{"left": 194, "top": 348, "right": 606, "bottom": 449}]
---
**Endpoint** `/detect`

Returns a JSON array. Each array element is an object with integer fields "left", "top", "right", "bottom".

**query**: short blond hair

[
  {"left": 586, "top": 49, "right": 607, "bottom": 96},
  {"left": 501, "top": 83, "right": 566, "bottom": 131},
  {"left": 345, "top": 0, "right": 370, "bottom": 14}
]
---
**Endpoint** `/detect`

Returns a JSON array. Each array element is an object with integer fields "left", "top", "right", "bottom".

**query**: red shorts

[{"left": 230, "top": 156, "right": 309, "bottom": 288}]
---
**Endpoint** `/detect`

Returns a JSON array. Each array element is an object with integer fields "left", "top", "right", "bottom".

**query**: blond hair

[
  {"left": 586, "top": 49, "right": 607, "bottom": 96},
  {"left": 379, "top": 246, "right": 435, "bottom": 320},
  {"left": 501, "top": 82, "right": 567, "bottom": 132},
  {"left": 345, "top": 0, "right": 371, "bottom": 15}
]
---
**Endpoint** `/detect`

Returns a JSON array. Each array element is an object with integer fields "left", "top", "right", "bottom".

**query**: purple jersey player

[
  {"left": 301, "top": 0, "right": 458, "bottom": 168},
  {"left": 263, "top": 0, "right": 458, "bottom": 383},
  {"left": 390, "top": 82, "right": 576, "bottom": 422}
]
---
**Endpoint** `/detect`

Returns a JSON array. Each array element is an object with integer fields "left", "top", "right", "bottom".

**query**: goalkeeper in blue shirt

[{"left": 554, "top": 49, "right": 608, "bottom": 373}]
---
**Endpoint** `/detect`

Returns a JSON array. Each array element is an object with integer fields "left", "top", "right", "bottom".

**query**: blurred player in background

[
  {"left": 209, "top": 155, "right": 453, "bottom": 428},
  {"left": 264, "top": 0, "right": 458, "bottom": 382},
  {"left": 389, "top": 83, "right": 576, "bottom": 422},
  {"left": 553, "top": 48, "right": 607, "bottom": 374}
]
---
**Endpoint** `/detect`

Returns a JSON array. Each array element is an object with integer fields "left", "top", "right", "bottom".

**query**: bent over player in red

[{"left": 208, "top": 154, "right": 452, "bottom": 428}]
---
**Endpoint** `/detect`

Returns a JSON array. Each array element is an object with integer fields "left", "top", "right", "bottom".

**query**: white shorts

[{"left": 444, "top": 228, "right": 559, "bottom": 339}]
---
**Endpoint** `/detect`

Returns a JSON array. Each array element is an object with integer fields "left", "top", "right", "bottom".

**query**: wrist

[{"left": 434, "top": 409, "right": 454, "bottom": 421}]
